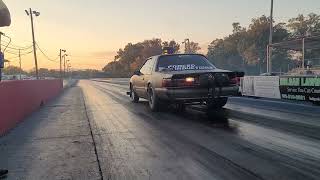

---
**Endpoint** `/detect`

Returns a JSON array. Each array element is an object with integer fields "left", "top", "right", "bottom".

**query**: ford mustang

[{"left": 128, "top": 54, "right": 244, "bottom": 112}]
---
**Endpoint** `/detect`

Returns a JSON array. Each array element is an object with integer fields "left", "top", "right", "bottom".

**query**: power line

[
  {"left": 5, "top": 50, "right": 33, "bottom": 61},
  {"left": 4, "top": 49, "right": 33, "bottom": 56},
  {"left": 20, "top": 50, "right": 34, "bottom": 56},
  {"left": 4, "top": 50, "right": 20, "bottom": 55},
  {"left": 1, "top": 40, "right": 33, "bottom": 50},
  {"left": 36, "top": 43, "right": 59, "bottom": 62},
  {"left": 0, "top": 44, "right": 33, "bottom": 51}
]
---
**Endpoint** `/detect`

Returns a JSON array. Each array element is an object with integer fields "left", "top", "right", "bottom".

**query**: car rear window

[{"left": 157, "top": 54, "right": 215, "bottom": 71}]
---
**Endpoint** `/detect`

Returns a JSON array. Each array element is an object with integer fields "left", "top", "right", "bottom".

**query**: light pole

[
  {"left": 63, "top": 54, "right": 68, "bottom": 78},
  {"left": 19, "top": 49, "right": 22, "bottom": 80},
  {"left": 25, "top": 8, "right": 40, "bottom": 79},
  {"left": 0, "top": 32, "right": 3, "bottom": 52},
  {"left": 60, "top": 49, "right": 66, "bottom": 78},
  {"left": 268, "top": 0, "right": 274, "bottom": 73},
  {"left": 67, "top": 63, "right": 71, "bottom": 78},
  {"left": 0, "top": 32, "right": 3, "bottom": 81},
  {"left": 182, "top": 39, "right": 190, "bottom": 53}
]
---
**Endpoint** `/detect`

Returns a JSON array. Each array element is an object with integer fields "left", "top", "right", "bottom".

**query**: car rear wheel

[
  {"left": 130, "top": 84, "right": 139, "bottom": 103},
  {"left": 148, "top": 86, "right": 161, "bottom": 112},
  {"left": 207, "top": 97, "right": 228, "bottom": 110}
]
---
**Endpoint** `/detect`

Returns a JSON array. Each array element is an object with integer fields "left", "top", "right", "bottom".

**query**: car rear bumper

[{"left": 155, "top": 86, "right": 239, "bottom": 102}]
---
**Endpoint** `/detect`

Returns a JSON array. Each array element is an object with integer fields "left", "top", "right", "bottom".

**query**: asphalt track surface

[{"left": 1, "top": 79, "right": 320, "bottom": 180}]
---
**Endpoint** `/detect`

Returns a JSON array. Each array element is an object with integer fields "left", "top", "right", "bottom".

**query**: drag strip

[{"left": 79, "top": 80, "right": 320, "bottom": 180}]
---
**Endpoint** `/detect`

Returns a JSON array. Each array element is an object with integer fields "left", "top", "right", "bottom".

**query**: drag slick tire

[
  {"left": 130, "top": 84, "right": 139, "bottom": 103},
  {"left": 207, "top": 97, "right": 228, "bottom": 110},
  {"left": 148, "top": 85, "right": 161, "bottom": 112}
]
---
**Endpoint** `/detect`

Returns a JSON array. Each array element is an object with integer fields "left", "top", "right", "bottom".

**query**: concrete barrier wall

[
  {"left": 240, "top": 76, "right": 281, "bottom": 99},
  {"left": 0, "top": 79, "right": 63, "bottom": 135},
  {"left": 254, "top": 76, "right": 281, "bottom": 99}
]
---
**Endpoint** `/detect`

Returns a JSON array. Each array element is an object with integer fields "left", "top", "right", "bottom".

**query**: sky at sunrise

[{"left": 1, "top": 0, "right": 319, "bottom": 70}]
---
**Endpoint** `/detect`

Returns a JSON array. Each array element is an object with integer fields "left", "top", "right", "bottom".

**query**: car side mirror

[{"left": 133, "top": 70, "right": 141, "bottom": 76}]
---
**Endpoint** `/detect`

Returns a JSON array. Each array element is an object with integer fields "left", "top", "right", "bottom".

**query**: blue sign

[{"left": 0, "top": 52, "right": 4, "bottom": 68}]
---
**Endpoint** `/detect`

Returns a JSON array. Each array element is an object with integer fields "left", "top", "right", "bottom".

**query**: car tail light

[
  {"left": 230, "top": 77, "right": 240, "bottom": 85},
  {"left": 162, "top": 77, "right": 199, "bottom": 88},
  {"left": 162, "top": 78, "right": 173, "bottom": 87}
]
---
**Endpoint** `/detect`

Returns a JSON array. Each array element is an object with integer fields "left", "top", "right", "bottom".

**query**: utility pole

[
  {"left": 66, "top": 59, "right": 70, "bottom": 78},
  {"left": 67, "top": 64, "right": 72, "bottom": 79},
  {"left": 59, "top": 49, "right": 62, "bottom": 78},
  {"left": 67, "top": 64, "right": 71, "bottom": 78},
  {"left": 302, "top": 38, "right": 305, "bottom": 71},
  {"left": 0, "top": 32, "right": 2, "bottom": 82},
  {"left": 63, "top": 54, "right": 68, "bottom": 78},
  {"left": 19, "top": 49, "right": 22, "bottom": 80},
  {"left": 0, "top": 32, "right": 2, "bottom": 52},
  {"left": 59, "top": 49, "right": 66, "bottom": 78},
  {"left": 64, "top": 55, "right": 66, "bottom": 78},
  {"left": 63, "top": 55, "right": 66, "bottom": 78},
  {"left": 25, "top": 8, "right": 40, "bottom": 79},
  {"left": 183, "top": 39, "right": 191, "bottom": 53},
  {"left": 186, "top": 39, "right": 190, "bottom": 53},
  {"left": 268, "top": 0, "right": 274, "bottom": 73}
]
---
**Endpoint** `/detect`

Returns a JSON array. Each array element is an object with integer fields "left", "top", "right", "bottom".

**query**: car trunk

[{"left": 169, "top": 71, "right": 244, "bottom": 88}]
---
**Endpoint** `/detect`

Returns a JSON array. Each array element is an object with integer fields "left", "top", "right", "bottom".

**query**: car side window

[
  {"left": 140, "top": 59, "right": 151, "bottom": 75},
  {"left": 148, "top": 57, "right": 156, "bottom": 73},
  {"left": 140, "top": 64, "right": 148, "bottom": 75}
]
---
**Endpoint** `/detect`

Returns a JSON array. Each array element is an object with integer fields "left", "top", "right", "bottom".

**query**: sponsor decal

[{"left": 167, "top": 64, "right": 214, "bottom": 71}]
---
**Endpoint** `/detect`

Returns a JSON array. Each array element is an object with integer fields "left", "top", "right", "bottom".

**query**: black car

[{"left": 128, "top": 54, "right": 244, "bottom": 111}]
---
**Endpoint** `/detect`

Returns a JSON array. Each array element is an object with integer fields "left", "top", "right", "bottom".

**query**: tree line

[
  {"left": 208, "top": 13, "right": 320, "bottom": 75},
  {"left": 103, "top": 13, "right": 320, "bottom": 76},
  {"left": 102, "top": 39, "right": 201, "bottom": 77}
]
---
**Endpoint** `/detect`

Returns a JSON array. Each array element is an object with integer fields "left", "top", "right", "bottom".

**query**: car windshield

[{"left": 157, "top": 55, "right": 215, "bottom": 71}]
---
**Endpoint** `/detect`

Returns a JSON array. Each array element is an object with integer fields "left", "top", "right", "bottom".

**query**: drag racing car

[{"left": 128, "top": 54, "right": 244, "bottom": 112}]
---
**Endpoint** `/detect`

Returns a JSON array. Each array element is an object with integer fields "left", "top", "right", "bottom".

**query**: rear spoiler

[
  {"left": 228, "top": 71, "right": 245, "bottom": 78},
  {"left": 236, "top": 72, "right": 245, "bottom": 77}
]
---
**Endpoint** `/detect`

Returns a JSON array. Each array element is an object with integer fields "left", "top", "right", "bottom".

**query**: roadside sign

[{"left": 279, "top": 76, "right": 320, "bottom": 102}]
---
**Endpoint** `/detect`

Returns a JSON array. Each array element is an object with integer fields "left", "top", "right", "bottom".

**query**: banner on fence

[{"left": 279, "top": 76, "right": 320, "bottom": 102}]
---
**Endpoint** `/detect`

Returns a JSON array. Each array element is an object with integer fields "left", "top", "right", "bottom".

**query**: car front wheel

[{"left": 130, "top": 84, "right": 139, "bottom": 103}]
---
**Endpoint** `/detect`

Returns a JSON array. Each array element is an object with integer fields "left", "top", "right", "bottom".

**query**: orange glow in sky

[{"left": 1, "top": 0, "right": 319, "bottom": 70}]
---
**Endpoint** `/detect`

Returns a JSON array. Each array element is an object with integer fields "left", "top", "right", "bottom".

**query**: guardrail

[
  {"left": 240, "top": 76, "right": 320, "bottom": 104},
  {"left": 0, "top": 79, "right": 63, "bottom": 136}
]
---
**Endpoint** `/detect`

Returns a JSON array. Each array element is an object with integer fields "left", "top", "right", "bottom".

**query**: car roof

[{"left": 151, "top": 53, "right": 207, "bottom": 59}]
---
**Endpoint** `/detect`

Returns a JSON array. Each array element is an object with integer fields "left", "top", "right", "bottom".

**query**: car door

[
  {"left": 134, "top": 59, "right": 150, "bottom": 97},
  {"left": 142, "top": 57, "right": 156, "bottom": 97},
  {"left": 141, "top": 58, "right": 153, "bottom": 98}
]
